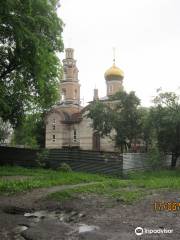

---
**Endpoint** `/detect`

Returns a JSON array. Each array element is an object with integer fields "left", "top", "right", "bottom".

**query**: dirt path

[{"left": 0, "top": 182, "right": 98, "bottom": 209}]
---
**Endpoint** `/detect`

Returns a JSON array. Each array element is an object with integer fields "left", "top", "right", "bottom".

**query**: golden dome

[{"left": 104, "top": 63, "right": 124, "bottom": 81}]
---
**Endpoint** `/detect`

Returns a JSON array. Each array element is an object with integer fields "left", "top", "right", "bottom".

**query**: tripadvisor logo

[
  {"left": 135, "top": 227, "right": 173, "bottom": 236},
  {"left": 135, "top": 227, "right": 143, "bottom": 236}
]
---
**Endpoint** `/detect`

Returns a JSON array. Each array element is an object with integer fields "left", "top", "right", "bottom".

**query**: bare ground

[{"left": 0, "top": 180, "right": 180, "bottom": 240}]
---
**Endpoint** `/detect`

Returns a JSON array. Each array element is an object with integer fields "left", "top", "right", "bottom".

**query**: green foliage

[
  {"left": 138, "top": 107, "right": 153, "bottom": 151},
  {"left": 36, "top": 149, "right": 49, "bottom": 167},
  {"left": 111, "top": 92, "right": 142, "bottom": 152},
  {"left": 49, "top": 169, "right": 180, "bottom": 203},
  {"left": 49, "top": 182, "right": 144, "bottom": 204},
  {"left": 87, "top": 101, "right": 113, "bottom": 136},
  {"left": 87, "top": 91, "right": 141, "bottom": 152},
  {"left": 0, "top": 118, "right": 11, "bottom": 143},
  {"left": 127, "top": 170, "right": 180, "bottom": 189},
  {"left": 0, "top": 0, "right": 64, "bottom": 126},
  {"left": 109, "top": 190, "right": 144, "bottom": 203},
  {"left": 128, "top": 169, "right": 180, "bottom": 179},
  {"left": 150, "top": 91, "right": 180, "bottom": 167},
  {"left": 0, "top": 166, "right": 108, "bottom": 194},
  {"left": 147, "top": 146, "right": 163, "bottom": 169},
  {"left": 57, "top": 163, "right": 72, "bottom": 172},
  {"left": 11, "top": 113, "right": 45, "bottom": 148},
  {"left": 1, "top": 166, "right": 180, "bottom": 205}
]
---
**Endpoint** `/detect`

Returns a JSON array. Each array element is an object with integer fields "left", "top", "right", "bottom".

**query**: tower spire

[
  {"left": 113, "top": 47, "right": 116, "bottom": 66},
  {"left": 67, "top": 37, "right": 72, "bottom": 48}
]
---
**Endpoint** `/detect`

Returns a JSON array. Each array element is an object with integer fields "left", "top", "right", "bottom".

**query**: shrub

[
  {"left": 36, "top": 149, "right": 49, "bottom": 167},
  {"left": 147, "top": 147, "right": 163, "bottom": 169},
  {"left": 57, "top": 163, "right": 72, "bottom": 172}
]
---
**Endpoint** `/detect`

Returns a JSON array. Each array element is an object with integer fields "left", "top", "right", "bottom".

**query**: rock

[
  {"left": 78, "top": 212, "right": 86, "bottom": 218},
  {"left": 24, "top": 210, "right": 48, "bottom": 219},
  {"left": 13, "top": 225, "right": 28, "bottom": 234},
  {"left": 21, "top": 219, "right": 72, "bottom": 240},
  {"left": 78, "top": 224, "right": 99, "bottom": 233},
  {"left": 70, "top": 211, "right": 78, "bottom": 217}
]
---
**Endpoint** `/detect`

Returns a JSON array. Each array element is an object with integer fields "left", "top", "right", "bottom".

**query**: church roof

[
  {"left": 99, "top": 96, "right": 109, "bottom": 101},
  {"left": 104, "top": 63, "right": 124, "bottom": 81},
  {"left": 61, "top": 112, "right": 82, "bottom": 124}
]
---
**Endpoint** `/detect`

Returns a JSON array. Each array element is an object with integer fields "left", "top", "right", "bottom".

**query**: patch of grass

[
  {"left": 132, "top": 178, "right": 180, "bottom": 189},
  {"left": 109, "top": 190, "right": 145, "bottom": 203},
  {"left": 49, "top": 181, "right": 145, "bottom": 204},
  {"left": 128, "top": 170, "right": 180, "bottom": 189},
  {"left": 48, "top": 169, "right": 180, "bottom": 204},
  {"left": 0, "top": 166, "right": 108, "bottom": 194},
  {"left": 0, "top": 166, "right": 41, "bottom": 176},
  {"left": 127, "top": 169, "right": 180, "bottom": 179},
  {"left": 1, "top": 166, "right": 180, "bottom": 204}
]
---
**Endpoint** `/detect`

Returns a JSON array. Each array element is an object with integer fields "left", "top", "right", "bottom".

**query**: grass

[
  {"left": 49, "top": 181, "right": 145, "bottom": 204},
  {"left": 49, "top": 169, "right": 180, "bottom": 204},
  {"left": 127, "top": 170, "right": 180, "bottom": 189},
  {"left": 0, "top": 166, "right": 107, "bottom": 194},
  {"left": 1, "top": 166, "right": 180, "bottom": 204}
]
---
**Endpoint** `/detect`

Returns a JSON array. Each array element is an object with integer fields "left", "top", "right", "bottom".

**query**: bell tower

[{"left": 60, "top": 48, "right": 80, "bottom": 105}]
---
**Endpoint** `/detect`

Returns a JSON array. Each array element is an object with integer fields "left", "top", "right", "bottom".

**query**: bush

[
  {"left": 57, "top": 163, "right": 72, "bottom": 172},
  {"left": 147, "top": 147, "right": 163, "bottom": 169},
  {"left": 36, "top": 149, "right": 49, "bottom": 167}
]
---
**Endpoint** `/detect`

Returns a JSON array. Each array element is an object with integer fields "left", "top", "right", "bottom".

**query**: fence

[
  {"left": 0, "top": 147, "right": 123, "bottom": 176},
  {"left": 123, "top": 153, "right": 171, "bottom": 172},
  {"left": 0, "top": 147, "right": 172, "bottom": 175},
  {"left": 0, "top": 146, "right": 38, "bottom": 167}
]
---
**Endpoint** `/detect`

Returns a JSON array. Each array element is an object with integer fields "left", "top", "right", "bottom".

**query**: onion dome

[{"left": 104, "top": 63, "right": 124, "bottom": 81}]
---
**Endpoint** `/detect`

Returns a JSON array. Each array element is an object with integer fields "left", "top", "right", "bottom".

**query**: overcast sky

[{"left": 58, "top": 0, "right": 180, "bottom": 106}]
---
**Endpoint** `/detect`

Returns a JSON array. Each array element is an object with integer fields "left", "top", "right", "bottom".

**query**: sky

[{"left": 58, "top": 0, "right": 180, "bottom": 106}]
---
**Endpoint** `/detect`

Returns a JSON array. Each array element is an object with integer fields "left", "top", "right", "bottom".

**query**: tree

[
  {"left": 138, "top": 107, "right": 156, "bottom": 151},
  {"left": 150, "top": 91, "right": 180, "bottom": 168},
  {"left": 11, "top": 113, "right": 45, "bottom": 148},
  {"left": 0, "top": 0, "right": 64, "bottom": 126},
  {"left": 0, "top": 118, "right": 11, "bottom": 144},
  {"left": 87, "top": 91, "right": 142, "bottom": 152}
]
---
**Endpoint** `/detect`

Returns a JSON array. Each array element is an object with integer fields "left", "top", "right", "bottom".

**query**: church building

[{"left": 45, "top": 48, "right": 124, "bottom": 152}]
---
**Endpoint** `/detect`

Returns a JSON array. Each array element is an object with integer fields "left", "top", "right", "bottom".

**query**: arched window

[
  {"left": 52, "top": 118, "right": 56, "bottom": 130},
  {"left": 52, "top": 135, "right": 56, "bottom": 142},
  {"left": 62, "top": 89, "right": 66, "bottom": 101},
  {"left": 64, "top": 68, "right": 67, "bottom": 79}
]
